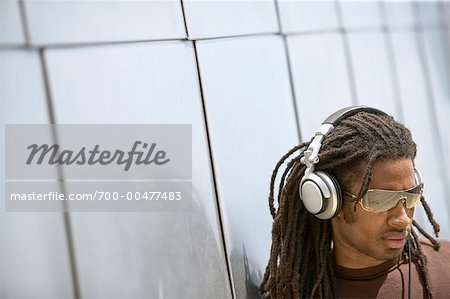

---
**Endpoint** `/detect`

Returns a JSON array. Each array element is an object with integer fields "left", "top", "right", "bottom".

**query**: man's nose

[{"left": 387, "top": 198, "right": 412, "bottom": 229}]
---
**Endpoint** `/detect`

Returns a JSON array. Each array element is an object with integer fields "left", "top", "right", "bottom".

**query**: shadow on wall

[{"left": 243, "top": 244, "right": 264, "bottom": 299}]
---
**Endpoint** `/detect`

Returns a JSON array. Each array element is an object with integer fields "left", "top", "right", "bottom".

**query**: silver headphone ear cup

[
  {"left": 314, "top": 172, "right": 341, "bottom": 220},
  {"left": 300, "top": 173, "right": 327, "bottom": 215},
  {"left": 322, "top": 172, "right": 342, "bottom": 217},
  {"left": 299, "top": 171, "right": 342, "bottom": 220}
]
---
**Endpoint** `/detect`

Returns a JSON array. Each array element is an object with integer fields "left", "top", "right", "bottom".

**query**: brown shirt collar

[{"left": 334, "top": 257, "right": 406, "bottom": 281}]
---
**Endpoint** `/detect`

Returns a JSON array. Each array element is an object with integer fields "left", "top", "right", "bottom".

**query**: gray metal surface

[
  {"left": 286, "top": 33, "right": 353, "bottom": 139},
  {"left": 338, "top": 0, "right": 383, "bottom": 30},
  {"left": 383, "top": 0, "right": 415, "bottom": 29},
  {"left": 347, "top": 32, "right": 397, "bottom": 116},
  {"left": 183, "top": 0, "right": 278, "bottom": 39},
  {"left": 44, "top": 40, "right": 232, "bottom": 298},
  {"left": 0, "top": 50, "right": 74, "bottom": 298},
  {"left": 1, "top": 1, "right": 449, "bottom": 297},
  {"left": 23, "top": 0, "right": 186, "bottom": 45},
  {"left": 277, "top": 0, "right": 339, "bottom": 33},
  {"left": 0, "top": 0, "right": 24, "bottom": 45},
  {"left": 196, "top": 35, "right": 299, "bottom": 298}
]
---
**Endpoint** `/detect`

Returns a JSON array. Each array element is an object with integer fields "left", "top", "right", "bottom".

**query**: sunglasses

[{"left": 344, "top": 183, "right": 423, "bottom": 212}]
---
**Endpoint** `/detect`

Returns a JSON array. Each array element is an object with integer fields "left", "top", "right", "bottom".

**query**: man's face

[{"left": 331, "top": 157, "right": 416, "bottom": 268}]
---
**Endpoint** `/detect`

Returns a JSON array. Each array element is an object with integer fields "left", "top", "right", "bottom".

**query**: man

[{"left": 260, "top": 106, "right": 450, "bottom": 298}]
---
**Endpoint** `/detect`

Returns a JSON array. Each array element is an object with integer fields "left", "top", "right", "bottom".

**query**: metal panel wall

[
  {"left": 0, "top": 50, "right": 74, "bottom": 298},
  {"left": 23, "top": 0, "right": 186, "bottom": 45},
  {"left": 1, "top": 0, "right": 450, "bottom": 297},
  {"left": 0, "top": 0, "right": 24, "bottom": 45},
  {"left": 287, "top": 33, "right": 353, "bottom": 139},
  {"left": 419, "top": 11, "right": 450, "bottom": 187},
  {"left": 338, "top": 0, "right": 382, "bottom": 30},
  {"left": 278, "top": 0, "right": 339, "bottom": 33},
  {"left": 417, "top": 1, "right": 442, "bottom": 29},
  {"left": 347, "top": 32, "right": 398, "bottom": 116},
  {"left": 196, "top": 35, "right": 299, "bottom": 298},
  {"left": 43, "top": 40, "right": 231, "bottom": 298},
  {"left": 383, "top": 0, "right": 415, "bottom": 29},
  {"left": 183, "top": 0, "right": 278, "bottom": 39}
]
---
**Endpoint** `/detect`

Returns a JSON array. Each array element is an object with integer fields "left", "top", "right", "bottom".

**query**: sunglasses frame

[{"left": 344, "top": 183, "right": 424, "bottom": 213}]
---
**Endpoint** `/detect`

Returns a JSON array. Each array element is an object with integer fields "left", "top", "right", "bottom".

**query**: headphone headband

[
  {"left": 323, "top": 105, "right": 388, "bottom": 127},
  {"left": 301, "top": 105, "right": 389, "bottom": 174}
]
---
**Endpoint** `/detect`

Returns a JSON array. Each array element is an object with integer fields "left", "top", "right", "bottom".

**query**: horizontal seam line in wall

[
  {"left": 1, "top": 25, "right": 449, "bottom": 50},
  {"left": 0, "top": 36, "right": 190, "bottom": 50}
]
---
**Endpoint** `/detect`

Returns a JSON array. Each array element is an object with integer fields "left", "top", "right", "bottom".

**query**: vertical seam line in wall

[
  {"left": 438, "top": 1, "right": 450, "bottom": 90},
  {"left": 335, "top": 0, "right": 359, "bottom": 106},
  {"left": 17, "top": 0, "right": 31, "bottom": 47},
  {"left": 281, "top": 36, "right": 302, "bottom": 143},
  {"left": 438, "top": 0, "right": 450, "bottom": 230},
  {"left": 192, "top": 40, "right": 236, "bottom": 299},
  {"left": 179, "top": 0, "right": 191, "bottom": 40},
  {"left": 272, "top": 0, "right": 302, "bottom": 142},
  {"left": 38, "top": 49, "right": 81, "bottom": 299},
  {"left": 273, "top": 0, "right": 284, "bottom": 34},
  {"left": 412, "top": 2, "right": 450, "bottom": 211},
  {"left": 445, "top": 1, "right": 450, "bottom": 37},
  {"left": 378, "top": 1, "right": 406, "bottom": 122}
]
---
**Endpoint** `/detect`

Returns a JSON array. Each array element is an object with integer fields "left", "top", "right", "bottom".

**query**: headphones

[{"left": 299, "top": 105, "right": 422, "bottom": 220}]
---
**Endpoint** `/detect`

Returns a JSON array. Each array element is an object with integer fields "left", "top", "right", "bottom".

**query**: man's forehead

[
  {"left": 343, "top": 157, "right": 415, "bottom": 191},
  {"left": 370, "top": 158, "right": 415, "bottom": 190}
]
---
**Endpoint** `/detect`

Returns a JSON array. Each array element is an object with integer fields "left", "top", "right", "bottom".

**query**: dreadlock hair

[{"left": 260, "top": 111, "right": 441, "bottom": 299}]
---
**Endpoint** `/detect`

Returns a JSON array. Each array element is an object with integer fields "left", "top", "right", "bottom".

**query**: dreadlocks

[{"left": 260, "top": 111, "right": 441, "bottom": 298}]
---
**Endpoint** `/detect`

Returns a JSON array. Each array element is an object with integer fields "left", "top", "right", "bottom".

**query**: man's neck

[{"left": 333, "top": 243, "right": 392, "bottom": 269}]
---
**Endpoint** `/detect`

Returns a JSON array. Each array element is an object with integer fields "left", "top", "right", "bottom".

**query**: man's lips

[{"left": 382, "top": 231, "right": 409, "bottom": 249}]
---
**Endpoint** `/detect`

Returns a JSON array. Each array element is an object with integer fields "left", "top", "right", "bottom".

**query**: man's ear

[
  {"left": 335, "top": 202, "right": 346, "bottom": 219},
  {"left": 333, "top": 201, "right": 350, "bottom": 221},
  {"left": 332, "top": 210, "right": 345, "bottom": 223}
]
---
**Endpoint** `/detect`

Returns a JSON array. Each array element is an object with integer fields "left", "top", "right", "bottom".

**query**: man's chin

[
  {"left": 380, "top": 247, "right": 404, "bottom": 260},
  {"left": 364, "top": 245, "right": 404, "bottom": 261}
]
